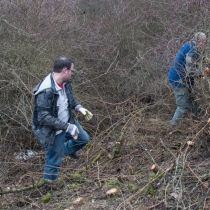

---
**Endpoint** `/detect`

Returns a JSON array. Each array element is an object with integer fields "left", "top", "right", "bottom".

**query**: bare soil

[{"left": 1, "top": 110, "right": 210, "bottom": 210}]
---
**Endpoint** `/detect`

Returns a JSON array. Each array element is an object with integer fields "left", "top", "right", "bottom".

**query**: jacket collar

[{"left": 33, "top": 72, "right": 72, "bottom": 95}]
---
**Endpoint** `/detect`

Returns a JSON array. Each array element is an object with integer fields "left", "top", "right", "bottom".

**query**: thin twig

[
  {"left": 116, "top": 171, "right": 164, "bottom": 210},
  {"left": 187, "top": 161, "right": 208, "bottom": 189},
  {"left": 143, "top": 199, "right": 165, "bottom": 210},
  {"left": 194, "top": 187, "right": 210, "bottom": 210},
  {"left": 97, "top": 161, "right": 101, "bottom": 187}
]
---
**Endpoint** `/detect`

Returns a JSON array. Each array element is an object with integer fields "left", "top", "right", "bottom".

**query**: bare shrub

[{"left": 1, "top": 0, "right": 210, "bottom": 209}]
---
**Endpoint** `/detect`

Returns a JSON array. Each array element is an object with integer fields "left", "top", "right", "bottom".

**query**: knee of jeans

[
  {"left": 82, "top": 132, "right": 90, "bottom": 143},
  {"left": 177, "top": 106, "right": 187, "bottom": 114},
  {"left": 53, "top": 147, "right": 64, "bottom": 155}
]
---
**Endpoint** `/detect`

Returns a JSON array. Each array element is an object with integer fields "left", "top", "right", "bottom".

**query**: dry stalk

[
  {"left": 190, "top": 122, "right": 209, "bottom": 142},
  {"left": 116, "top": 171, "right": 164, "bottom": 210},
  {"left": 143, "top": 199, "right": 165, "bottom": 210},
  {"left": 187, "top": 162, "right": 208, "bottom": 189},
  {"left": 0, "top": 179, "right": 45, "bottom": 196},
  {"left": 97, "top": 161, "right": 102, "bottom": 187},
  {"left": 194, "top": 187, "right": 210, "bottom": 210}
]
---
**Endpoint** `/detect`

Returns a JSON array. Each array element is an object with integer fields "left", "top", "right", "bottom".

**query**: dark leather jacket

[{"left": 32, "top": 73, "right": 79, "bottom": 148}]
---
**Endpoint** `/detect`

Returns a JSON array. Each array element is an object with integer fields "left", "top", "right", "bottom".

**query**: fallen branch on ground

[{"left": 0, "top": 179, "right": 45, "bottom": 196}]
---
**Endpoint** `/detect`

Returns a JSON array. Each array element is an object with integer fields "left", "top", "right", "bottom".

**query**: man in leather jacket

[{"left": 32, "top": 56, "right": 93, "bottom": 181}]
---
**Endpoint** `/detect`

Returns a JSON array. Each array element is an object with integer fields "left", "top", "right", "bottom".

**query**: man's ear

[{"left": 62, "top": 67, "right": 68, "bottom": 73}]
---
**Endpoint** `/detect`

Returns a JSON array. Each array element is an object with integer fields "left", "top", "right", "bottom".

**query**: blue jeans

[
  {"left": 170, "top": 84, "right": 190, "bottom": 125},
  {"left": 43, "top": 119, "right": 90, "bottom": 180}
]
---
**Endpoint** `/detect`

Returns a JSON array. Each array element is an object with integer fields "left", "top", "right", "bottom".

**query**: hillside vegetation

[{"left": 1, "top": 0, "right": 210, "bottom": 209}]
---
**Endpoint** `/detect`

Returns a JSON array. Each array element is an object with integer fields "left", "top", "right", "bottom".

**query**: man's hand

[
  {"left": 78, "top": 107, "right": 93, "bottom": 121},
  {"left": 204, "top": 67, "right": 210, "bottom": 77},
  {"left": 66, "top": 123, "right": 79, "bottom": 139},
  {"left": 205, "top": 57, "right": 210, "bottom": 63}
]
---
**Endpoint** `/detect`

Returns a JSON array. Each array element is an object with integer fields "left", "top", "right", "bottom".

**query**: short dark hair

[{"left": 53, "top": 56, "right": 73, "bottom": 72}]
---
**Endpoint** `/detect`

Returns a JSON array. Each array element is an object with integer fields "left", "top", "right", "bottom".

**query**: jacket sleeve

[
  {"left": 66, "top": 82, "right": 79, "bottom": 109},
  {"left": 71, "top": 94, "right": 79, "bottom": 109},
  {"left": 35, "top": 91, "right": 68, "bottom": 131}
]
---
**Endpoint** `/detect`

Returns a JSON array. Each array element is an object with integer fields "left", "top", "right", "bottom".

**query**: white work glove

[
  {"left": 79, "top": 107, "right": 93, "bottom": 121},
  {"left": 75, "top": 105, "right": 93, "bottom": 120},
  {"left": 66, "top": 123, "right": 79, "bottom": 140},
  {"left": 205, "top": 57, "right": 210, "bottom": 63}
]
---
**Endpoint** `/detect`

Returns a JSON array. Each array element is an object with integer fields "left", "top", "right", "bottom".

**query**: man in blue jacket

[
  {"left": 168, "top": 32, "right": 207, "bottom": 125},
  {"left": 32, "top": 56, "right": 93, "bottom": 181}
]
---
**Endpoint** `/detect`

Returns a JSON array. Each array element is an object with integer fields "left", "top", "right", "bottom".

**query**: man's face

[
  {"left": 63, "top": 63, "right": 74, "bottom": 82},
  {"left": 197, "top": 39, "right": 206, "bottom": 48}
]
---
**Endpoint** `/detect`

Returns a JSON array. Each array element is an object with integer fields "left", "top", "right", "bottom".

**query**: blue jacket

[
  {"left": 168, "top": 40, "right": 200, "bottom": 87},
  {"left": 32, "top": 73, "right": 79, "bottom": 148}
]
